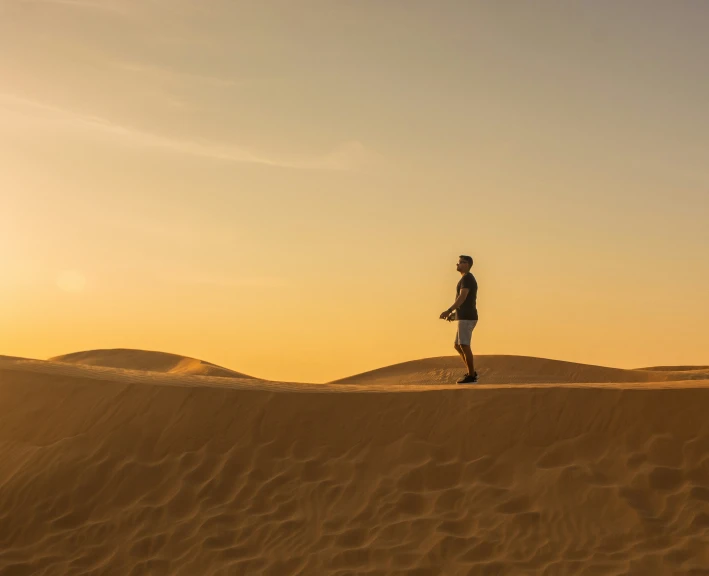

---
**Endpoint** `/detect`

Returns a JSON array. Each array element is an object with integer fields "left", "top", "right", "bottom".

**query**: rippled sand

[{"left": 1, "top": 351, "right": 709, "bottom": 575}]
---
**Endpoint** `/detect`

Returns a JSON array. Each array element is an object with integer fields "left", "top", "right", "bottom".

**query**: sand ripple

[{"left": 1, "top": 355, "right": 709, "bottom": 575}]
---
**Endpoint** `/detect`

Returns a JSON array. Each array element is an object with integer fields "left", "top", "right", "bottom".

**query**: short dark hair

[{"left": 459, "top": 255, "right": 473, "bottom": 267}]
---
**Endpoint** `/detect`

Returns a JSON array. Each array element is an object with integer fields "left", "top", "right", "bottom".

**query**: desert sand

[{"left": 2, "top": 349, "right": 709, "bottom": 575}]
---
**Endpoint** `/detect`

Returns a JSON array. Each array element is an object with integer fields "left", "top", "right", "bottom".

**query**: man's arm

[
  {"left": 439, "top": 288, "right": 469, "bottom": 319},
  {"left": 448, "top": 288, "right": 469, "bottom": 312}
]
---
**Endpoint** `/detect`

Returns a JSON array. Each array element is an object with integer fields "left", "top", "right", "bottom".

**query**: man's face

[{"left": 456, "top": 259, "right": 469, "bottom": 273}]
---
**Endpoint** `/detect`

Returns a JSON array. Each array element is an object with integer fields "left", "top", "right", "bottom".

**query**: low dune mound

[
  {"left": 330, "top": 354, "right": 709, "bottom": 385},
  {"left": 1, "top": 354, "right": 709, "bottom": 575},
  {"left": 50, "top": 348, "right": 256, "bottom": 379},
  {"left": 640, "top": 365, "right": 709, "bottom": 372}
]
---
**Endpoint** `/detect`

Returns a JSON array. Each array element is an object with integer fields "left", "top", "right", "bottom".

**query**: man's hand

[{"left": 439, "top": 310, "right": 452, "bottom": 320}]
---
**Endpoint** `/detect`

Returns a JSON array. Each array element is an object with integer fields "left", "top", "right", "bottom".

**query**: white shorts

[{"left": 454, "top": 320, "right": 478, "bottom": 347}]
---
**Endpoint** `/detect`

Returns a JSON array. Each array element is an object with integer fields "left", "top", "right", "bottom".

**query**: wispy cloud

[
  {"left": 141, "top": 268, "right": 286, "bottom": 289},
  {"left": 0, "top": 93, "right": 371, "bottom": 170},
  {"left": 178, "top": 275, "right": 286, "bottom": 288},
  {"left": 115, "top": 61, "right": 247, "bottom": 88},
  {"left": 19, "top": 0, "right": 127, "bottom": 13}
]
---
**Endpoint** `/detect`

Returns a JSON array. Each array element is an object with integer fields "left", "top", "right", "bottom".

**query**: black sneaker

[{"left": 457, "top": 372, "right": 478, "bottom": 385}]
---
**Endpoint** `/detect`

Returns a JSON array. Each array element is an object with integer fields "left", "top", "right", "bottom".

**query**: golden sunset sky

[{"left": 1, "top": 1, "right": 708, "bottom": 382}]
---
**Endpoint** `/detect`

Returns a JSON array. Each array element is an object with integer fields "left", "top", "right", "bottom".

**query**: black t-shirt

[{"left": 456, "top": 272, "right": 478, "bottom": 320}]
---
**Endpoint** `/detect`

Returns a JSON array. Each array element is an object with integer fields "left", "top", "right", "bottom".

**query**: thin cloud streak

[
  {"left": 0, "top": 93, "right": 370, "bottom": 170},
  {"left": 114, "top": 61, "right": 248, "bottom": 88},
  {"left": 179, "top": 275, "right": 286, "bottom": 288},
  {"left": 19, "top": 0, "right": 127, "bottom": 13},
  {"left": 139, "top": 270, "right": 287, "bottom": 289}
]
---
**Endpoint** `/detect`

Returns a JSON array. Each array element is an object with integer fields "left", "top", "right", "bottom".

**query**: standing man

[{"left": 439, "top": 255, "right": 478, "bottom": 384}]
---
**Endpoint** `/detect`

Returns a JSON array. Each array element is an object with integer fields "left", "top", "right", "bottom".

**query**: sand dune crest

[
  {"left": 50, "top": 348, "right": 257, "bottom": 380},
  {"left": 330, "top": 354, "right": 709, "bottom": 386}
]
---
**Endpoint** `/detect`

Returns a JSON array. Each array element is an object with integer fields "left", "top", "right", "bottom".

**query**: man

[{"left": 439, "top": 255, "right": 478, "bottom": 384}]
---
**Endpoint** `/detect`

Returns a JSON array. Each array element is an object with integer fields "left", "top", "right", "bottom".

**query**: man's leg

[
  {"left": 453, "top": 343, "right": 467, "bottom": 371},
  {"left": 461, "top": 344, "right": 475, "bottom": 377}
]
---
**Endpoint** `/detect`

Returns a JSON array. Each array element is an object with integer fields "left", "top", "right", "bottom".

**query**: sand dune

[
  {"left": 50, "top": 348, "right": 258, "bottom": 380},
  {"left": 640, "top": 365, "right": 709, "bottom": 372},
  {"left": 330, "top": 354, "right": 709, "bottom": 386},
  {"left": 2, "top": 352, "right": 709, "bottom": 575}
]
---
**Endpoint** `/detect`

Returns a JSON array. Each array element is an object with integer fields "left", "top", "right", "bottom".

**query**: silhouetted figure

[{"left": 439, "top": 255, "right": 478, "bottom": 384}]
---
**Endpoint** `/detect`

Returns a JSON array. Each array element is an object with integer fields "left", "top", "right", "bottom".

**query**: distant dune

[
  {"left": 639, "top": 365, "right": 709, "bottom": 372},
  {"left": 50, "top": 348, "right": 258, "bottom": 380},
  {"left": 2, "top": 352, "right": 709, "bottom": 575},
  {"left": 330, "top": 354, "right": 709, "bottom": 385}
]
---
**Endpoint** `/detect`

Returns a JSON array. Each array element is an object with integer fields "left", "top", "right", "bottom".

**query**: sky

[{"left": 1, "top": 0, "right": 708, "bottom": 383}]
